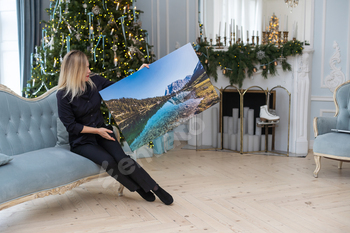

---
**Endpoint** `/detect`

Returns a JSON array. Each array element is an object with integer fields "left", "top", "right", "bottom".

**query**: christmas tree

[
  {"left": 27, "top": 0, "right": 153, "bottom": 97},
  {"left": 26, "top": 0, "right": 154, "bottom": 126},
  {"left": 268, "top": 13, "right": 279, "bottom": 44}
]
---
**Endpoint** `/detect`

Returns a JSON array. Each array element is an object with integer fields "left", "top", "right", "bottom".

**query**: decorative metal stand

[{"left": 216, "top": 85, "right": 291, "bottom": 156}]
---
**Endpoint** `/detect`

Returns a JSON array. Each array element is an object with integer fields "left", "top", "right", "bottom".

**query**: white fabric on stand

[
  {"left": 230, "top": 134, "right": 237, "bottom": 150},
  {"left": 255, "top": 117, "right": 261, "bottom": 136},
  {"left": 248, "top": 135, "right": 254, "bottom": 151},
  {"left": 217, "top": 133, "right": 222, "bottom": 149},
  {"left": 268, "top": 134, "right": 273, "bottom": 151},
  {"left": 223, "top": 116, "right": 229, "bottom": 133},
  {"left": 223, "top": 133, "right": 229, "bottom": 149},
  {"left": 232, "top": 108, "right": 239, "bottom": 134},
  {"left": 212, "top": 108, "right": 218, "bottom": 147},
  {"left": 248, "top": 109, "right": 254, "bottom": 135},
  {"left": 228, "top": 117, "right": 234, "bottom": 134},
  {"left": 243, "top": 134, "right": 249, "bottom": 152}
]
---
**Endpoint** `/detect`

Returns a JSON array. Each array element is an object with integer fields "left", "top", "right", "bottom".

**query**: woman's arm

[{"left": 81, "top": 126, "right": 115, "bottom": 141}]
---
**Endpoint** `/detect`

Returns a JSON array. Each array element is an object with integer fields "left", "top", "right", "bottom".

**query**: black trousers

[{"left": 71, "top": 131, "right": 157, "bottom": 192}]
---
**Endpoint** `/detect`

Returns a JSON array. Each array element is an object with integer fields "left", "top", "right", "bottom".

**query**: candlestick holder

[
  {"left": 210, "top": 38, "right": 213, "bottom": 46},
  {"left": 283, "top": 31, "right": 289, "bottom": 44},
  {"left": 262, "top": 32, "right": 267, "bottom": 45},
  {"left": 247, "top": 38, "right": 249, "bottom": 45},
  {"left": 204, "top": 37, "right": 207, "bottom": 43},
  {"left": 252, "top": 36, "right": 255, "bottom": 46},
  {"left": 277, "top": 31, "right": 282, "bottom": 48},
  {"left": 233, "top": 33, "right": 235, "bottom": 45},
  {"left": 217, "top": 36, "right": 222, "bottom": 48},
  {"left": 237, "top": 38, "right": 241, "bottom": 44},
  {"left": 256, "top": 36, "right": 259, "bottom": 45},
  {"left": 293, "top": 37, "right": 296, "bottom": 41},
  {"left": 197, "top": 37, "right": 201, "bottom": 44},
  {"left": 224, "top": 36, "right": 227, "bottom": 47},
  {"left": 229, "top": 41, "right": 232, "bottom": 46}
]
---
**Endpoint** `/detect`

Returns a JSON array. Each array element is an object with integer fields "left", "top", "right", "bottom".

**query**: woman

[{"left": 56, "top": 50, "right": 173, "bottom": 205}]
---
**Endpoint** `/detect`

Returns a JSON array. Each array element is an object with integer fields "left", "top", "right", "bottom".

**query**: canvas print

[{"left": 100, "top": 43, "right": 220, "bottom": 151}]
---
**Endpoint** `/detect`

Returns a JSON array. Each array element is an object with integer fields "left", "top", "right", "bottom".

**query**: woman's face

[{"left": 85, "top": 60, "right": 91, "bottom": 82}]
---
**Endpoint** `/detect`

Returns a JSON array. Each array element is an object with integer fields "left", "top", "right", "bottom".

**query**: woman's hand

[
  {"left": 139, "top": 63, "right": 150, "bottom": 70},
  {"left": 97, "top": 128, "right": 116, "bottom": 141}
]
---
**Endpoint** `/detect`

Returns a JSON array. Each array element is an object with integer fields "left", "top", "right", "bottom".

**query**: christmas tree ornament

[
  {"left": 117, "top": 71, "right": 121, "bottom": 77},
  {"left": 118, "top": 15, "right": 127, "bottom": 45},
  {"left": 87, "top": 12, "right": 94, "bottom": 41},
  {"left": 75, "top": 33, "right": 81, "bottom": 40},
  {"left": 256, "top": 50, "right": 266, "bottom": 60},
  {"left": 92, "top": 5, "right": 101, "bottom": 15},
  {"left": 83, "top": 3, "right": 87, "bottom": 14}
]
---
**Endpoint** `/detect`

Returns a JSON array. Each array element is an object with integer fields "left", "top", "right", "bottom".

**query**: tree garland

[{"left": 194, "top": 40, "right": 304, "bottom": 87}]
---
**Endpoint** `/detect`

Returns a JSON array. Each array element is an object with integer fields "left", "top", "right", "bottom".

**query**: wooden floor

[{"left": 1, "top": 142, "right": 350, "bottom": 233}]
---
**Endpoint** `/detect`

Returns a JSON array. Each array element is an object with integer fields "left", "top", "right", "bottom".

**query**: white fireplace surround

[{"left": 183, "top": 47, "right": 313, "bottom": 157}]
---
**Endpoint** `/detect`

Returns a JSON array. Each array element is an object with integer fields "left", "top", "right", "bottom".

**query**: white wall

[
  {"left": 136, "top": 0, "right": 198, "bottom": 60},
  {"left": 0, "top": 0, "right": 20, "bottom": 94},
  {"left": 309, "top": 0, "right": 350, "bottom": 147}
]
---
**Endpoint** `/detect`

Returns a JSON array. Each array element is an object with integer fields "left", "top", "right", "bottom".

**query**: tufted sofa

[
  {"left": 313, "top": 81, "right": 350, "bottom": 177},
  {"left": 0, "top": 85, "right": 124, "bottom": 211}
]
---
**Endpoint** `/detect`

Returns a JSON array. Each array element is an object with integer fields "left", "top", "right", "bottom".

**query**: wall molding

[
  {"left": 311, "top": 96, "right": 334, "bottom": 102},
  {"left": 324, "top": 41, "right": 345, "bottom": 92},
  {"left": 320, "top": 109, "right": 336, "bottom": 116}
]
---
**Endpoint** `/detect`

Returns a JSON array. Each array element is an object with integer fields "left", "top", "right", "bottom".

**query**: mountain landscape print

[{"left": 100, "top": 43, "right": 220, "bottom": 151}]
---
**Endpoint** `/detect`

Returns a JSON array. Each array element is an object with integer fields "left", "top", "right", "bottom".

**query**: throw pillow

[
  {"left": 0, "top": 153, "right": 13, "bottom": 166},
  {"left": 56, "top": 118, "right": 69, "bottom": 146}
]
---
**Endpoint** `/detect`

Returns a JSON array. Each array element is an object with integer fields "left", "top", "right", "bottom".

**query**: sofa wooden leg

[
  {"left": 338, "top": 161, "right": 343, "bottom": 169},
  {"left": 118, "top": 184, "right": 124, "bottom": 196},
  {"left": 314, "top": 155, "right": 321, "bottom": 178}
]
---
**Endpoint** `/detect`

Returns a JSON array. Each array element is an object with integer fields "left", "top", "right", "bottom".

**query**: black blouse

[{"left": 56, "top": 75, "right": 114, "bottom": 148}]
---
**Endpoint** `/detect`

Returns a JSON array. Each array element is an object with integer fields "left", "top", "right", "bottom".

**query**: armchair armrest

[{"left": 313, "top": 117, "right": 337, "bottom": 137}]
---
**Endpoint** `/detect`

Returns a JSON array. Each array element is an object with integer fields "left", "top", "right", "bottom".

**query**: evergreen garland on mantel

[{"left": 194, "top": 40, "right": 304, "bottom": 87}]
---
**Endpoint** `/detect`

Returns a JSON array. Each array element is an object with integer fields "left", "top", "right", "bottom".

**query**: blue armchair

[{"left": 313, "top": 81, "right": 350, "bottom": 177}]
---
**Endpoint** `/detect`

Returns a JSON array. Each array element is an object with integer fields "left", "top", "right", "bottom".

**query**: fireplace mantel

[{"left": 187, "top": 47, "right": 314, "bottom": 156}]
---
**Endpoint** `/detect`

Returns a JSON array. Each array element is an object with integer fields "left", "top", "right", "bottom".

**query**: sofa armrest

[
  {"left": 313, "top": 117, "right": 337, "bottom": 137},
  {"left": 112, "top": 126, "right": 121, "bottom": 143}
]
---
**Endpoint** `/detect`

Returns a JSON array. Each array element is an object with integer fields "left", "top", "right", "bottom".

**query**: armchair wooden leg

[
  {"left": 314, "top": 155, "right": 321, "bottom": 178},
  {"left": 338, "top": 161, "right": 343, "bottom": 169},
  {"left": 118, "top": 184, "right": 124, "bottom": 196}
]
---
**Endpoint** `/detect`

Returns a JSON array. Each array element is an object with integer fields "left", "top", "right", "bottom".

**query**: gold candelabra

[
  {"left": 278, "top": 31, "right": 282, "bottom": 48},
  {"left": 262, "top": 32, "right": 267, "bottom": 45},
  {"left": 283, "top": 31, "right": 289, "bottom": 44}
]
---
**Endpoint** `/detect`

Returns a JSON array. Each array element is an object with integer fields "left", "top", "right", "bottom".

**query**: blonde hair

[{"left": 57, "top": 50, "right": 96, "bottom": 102}]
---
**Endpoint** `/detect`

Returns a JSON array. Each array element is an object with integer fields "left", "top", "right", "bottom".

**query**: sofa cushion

[
  {"left": 0, "top": 147, "right": 102, "bottom": 205},
  {"left": 313, "top": 132, "right": 350, "bottom": 158},
  {"left": 0, "top": 153, "right": 13, "bottom": 166},
  {"left": 56, "top": 118, "right": 69, "bottom": 146}
]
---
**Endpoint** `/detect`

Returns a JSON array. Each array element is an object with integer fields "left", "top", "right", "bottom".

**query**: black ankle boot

[
  {"left": 153, "top": 186, "right": 173, "bottom": 205},
  {"left": 136, "top": 189, "right": 155, "bottom": 202}
]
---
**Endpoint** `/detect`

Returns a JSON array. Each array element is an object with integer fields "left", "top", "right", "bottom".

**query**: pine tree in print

[{"left": 27, "top": 0, "right": 154, "bottom": 99}]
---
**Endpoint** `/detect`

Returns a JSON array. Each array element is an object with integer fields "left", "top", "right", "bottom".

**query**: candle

[
  {"left": 257, "top": 31, "right": 259, "bottom": 36},
  {"left": 224, "top": 22, "right": 227, "bottom": 36},
  {"left": 236, "top": 25, "right": 238, "bottom": 37},
  {"left": 263, "top": 16, "right": 266, "bottom": 31},
  {"left": 116, "top": 2, "right": 119, "bottom": 10},
  {"left": 203, "top": 25, "right": 206, "bottom": 38},
  {"left": 241, "top": 26, "right": 243, "bottom": 40},
  {"left": 286, "top": 16, "right": 288, "bottom": 31},
  {"left": 253, "top": 30, "right": 254, "bottom": 36},
  {"left": 219, "top": 21, "right": 221, "bottom": 36},
  {"left": 295, "top": 22, "right": 298, "bottom": 38},
  {"left": 233, "top": 19, "right": 235, "bottom": 35},
  {"left": 247, "top": 30, "right": 249, "bottom": 38}
]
